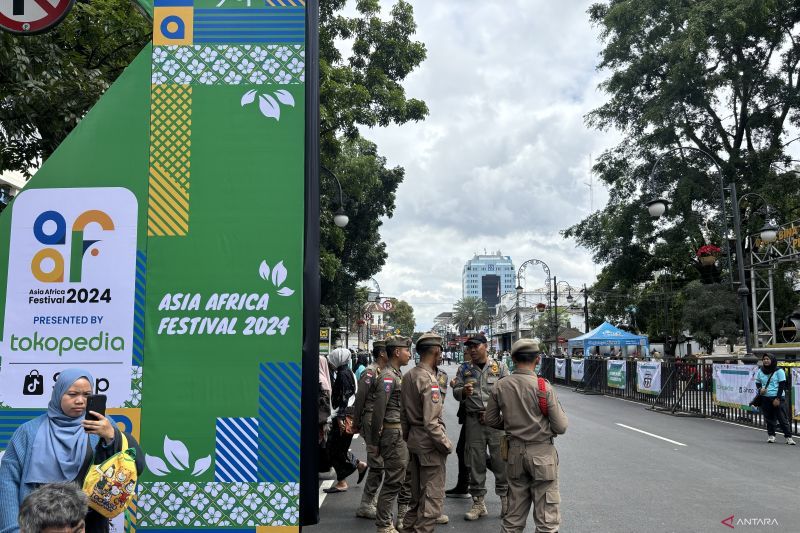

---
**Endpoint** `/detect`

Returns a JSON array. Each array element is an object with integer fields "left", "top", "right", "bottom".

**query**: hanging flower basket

[
  {"left": 536, "top": 303, "right": 547, "bottom": 312},
  {"left": 696, "top": 244, "right": 721, "bottom": 266}
]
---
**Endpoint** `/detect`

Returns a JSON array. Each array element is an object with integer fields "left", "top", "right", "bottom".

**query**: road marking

[
  {"left": 318, "top": 480, "right": 335, "bottom": 508},
  {"left": 615, "top": 423, "right": 687, "bottom": 447}
]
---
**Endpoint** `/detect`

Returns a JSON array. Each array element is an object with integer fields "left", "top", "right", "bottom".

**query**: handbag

[
  {"left": 749, "top": 371, "right": 774, "bottom": 408},
  {"left": 82, "top": 433, "right": 138, "bottom": 518},
  {"left": 338, "top": 415, "right": 355, "bottom": 435}
]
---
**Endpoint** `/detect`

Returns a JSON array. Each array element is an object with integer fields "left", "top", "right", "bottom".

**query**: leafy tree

[
  {"left": 385, "top": 298, "right": 415, "bottom": 338},
  {"left": 452, "top": 297, "right": 489, "bottom": 333},
  {"left": 567, "top": 0, "right": 800, "bottom": 330},
  {"left": 530, "top": 308, "right": 571, "bottom": 341},
  {"left": 0, "top": 0, "right": 151, "bottom": 174},
  {"left": 680, "top": 280, "right": 739, "bottom": 352}
]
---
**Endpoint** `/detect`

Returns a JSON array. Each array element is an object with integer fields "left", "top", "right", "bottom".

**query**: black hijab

[{"left": 761, "top": 354, "right": 778, "bottom": 375}]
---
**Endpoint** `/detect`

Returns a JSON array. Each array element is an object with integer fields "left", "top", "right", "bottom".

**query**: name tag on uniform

[{"left": 431, "top": 384, "right": 440, "bottom": 403}]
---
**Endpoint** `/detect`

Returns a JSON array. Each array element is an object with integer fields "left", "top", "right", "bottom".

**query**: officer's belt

[
  {"left": 383, "top": 422, "right": 402, "bottom": 429},
  {"left": 509, "top": 436, "right": 554, "bottom": 445}
]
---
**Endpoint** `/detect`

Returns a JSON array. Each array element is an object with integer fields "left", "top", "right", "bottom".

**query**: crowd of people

[{"left": 319, "top": 332, "right": 569, "bottom": 533}]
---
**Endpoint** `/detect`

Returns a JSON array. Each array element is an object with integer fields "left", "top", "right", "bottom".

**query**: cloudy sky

[{"left": 357, "top": 0, "right": 616, "bottom": 329}]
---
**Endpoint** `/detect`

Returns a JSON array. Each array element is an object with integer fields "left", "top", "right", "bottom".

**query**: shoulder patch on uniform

[
  {"left": 365, "top": 375, "right": 372, "bottom": 386},
  {"left": 383, "top": 377, "right": 393, "bottom": 394},
  {"left": 431, "top": 383, "right": 440, "bottom": 403}
]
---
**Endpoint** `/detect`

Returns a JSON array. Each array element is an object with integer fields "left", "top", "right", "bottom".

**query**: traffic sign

[
  {"left": 382, "top": 300, "right": 394, "bottom": 311},
  {"left": 0, "top": 0, "right": 76, "bottom": 35},
  {"left": 363, "top": 312, "right": 372, "bottom": 320}
]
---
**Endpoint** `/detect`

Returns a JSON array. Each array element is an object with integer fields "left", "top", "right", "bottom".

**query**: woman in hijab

[
  {"left": 754, "top": 354, "right": 795, "bottom": 445},
  {"left": 0, "top": 369, "right": 144, "bottom": 533},
  {"left": 323, "top": 348, "right": 367, "bottom": 493}
]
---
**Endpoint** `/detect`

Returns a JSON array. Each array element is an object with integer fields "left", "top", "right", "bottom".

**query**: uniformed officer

[
  {"left": 399, "top": 333, "right": 453, "bottom": 533},
  {"left": 354, "top": 340, "right": 389, "bottom": 519},
  {"left": 452, "top": 332, "right": 509, "bottom": 520},
  {"left": 485, "top": 339, "right": 568, "bottom": 533},
  {"left": 370, "top": 336, "right": 412, "bottom": 533}
]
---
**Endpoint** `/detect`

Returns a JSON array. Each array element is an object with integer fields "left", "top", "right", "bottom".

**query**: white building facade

[{"left": 462, "top": 251, "right": 516, "bottom": 313}]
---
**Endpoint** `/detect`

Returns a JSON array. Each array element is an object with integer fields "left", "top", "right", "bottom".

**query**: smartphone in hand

[{"left": 84, "top": 394, "right": 107, "bottom": 421}]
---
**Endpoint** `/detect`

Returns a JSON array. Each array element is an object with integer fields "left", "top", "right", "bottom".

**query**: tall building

[{"left": 462, "top": 251, "right": 516, "bottom": 313}]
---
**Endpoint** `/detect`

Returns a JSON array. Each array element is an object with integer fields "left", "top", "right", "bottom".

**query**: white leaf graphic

[
  {"left": 241, "top": 89, "right": 257, "bottom": 106},
  {"left": 274, "top": 89, "right": 295, "bottom": 107},
  {"left": 271, "top": 260, "right": 287, "bottom": 287},
  {"left": 277, "top": 287, "right": 295, "bottom": 297},
  {"left": 192, "top": 455, "right": 212, "bottom": 476},
  {"left": 145, "top": 454, "right": 170, "bottom": 476},
  {"left": 164, "top": 435, "right": 190, "bottom": 471},
  {"left": 259, "top": 261, "right": 270, "bottom": 281},
  {"left": 258, "top": 94, "right": 280, "bottom": 120}
]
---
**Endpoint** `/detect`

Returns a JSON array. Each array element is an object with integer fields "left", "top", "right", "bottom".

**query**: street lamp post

[
  {"left": 320, "top": 165, "right": 349, "bottom": 228},
  {"left": 555, "top": 280, "right": 582, "bottom": 343},
  {"left": 645, "top": 146, "right": 779, "bottom": 353},
  {"left": 516, "top": 258, "right": 552, "bottom": 343}
]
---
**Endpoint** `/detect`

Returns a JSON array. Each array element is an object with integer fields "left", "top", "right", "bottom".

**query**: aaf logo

[{"left": 31, "top": 210, "right": 114, "bottom": 283}]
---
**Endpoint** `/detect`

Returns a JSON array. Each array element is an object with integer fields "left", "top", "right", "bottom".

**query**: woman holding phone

[{"left": 0, "top": 368, "right": 144, "bottom": 533}]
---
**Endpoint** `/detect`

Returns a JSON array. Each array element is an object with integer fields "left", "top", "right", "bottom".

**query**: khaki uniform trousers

[
  {"left": 375, "top": 428, "right": 409, "bottom": 527},
  {"left": 465, "top": 414, "right": 508, "bottom": 497},
  {"left": 502, "top": 441, "right": 560, "bottom": 533},
  {"left": 401, "top": 450, "right": 446, "bottom": 533},
  {"left": 360, "top": 416, "right": 384, "bottom": 505}
]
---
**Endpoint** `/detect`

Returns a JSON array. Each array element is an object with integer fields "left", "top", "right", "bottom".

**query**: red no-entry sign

[{"left": 0, "top": 0, "right": 76, "bottom": 34}]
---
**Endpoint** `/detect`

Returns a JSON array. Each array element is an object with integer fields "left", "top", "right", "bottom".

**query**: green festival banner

[
  {"left": 0, "top": 1, "right": 310, "bottom": 531},
  {"left": 606, "top": 359, "right": 626, "bottom": 390}
]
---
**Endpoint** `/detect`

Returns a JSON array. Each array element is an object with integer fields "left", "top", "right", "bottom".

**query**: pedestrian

[
  {"left": 399, "top": 333, "right": 453, "bottom": 532},
  {"left": 452, "top": 333, "right": 510, "bottom": 520},
  {"left": 324, "top": 348, "right": 368, "bottom": 494},
  {"left": 485, "top": 339, "right": 568, "bottom": 533},
  {"left": 353, "top": 341, "right": 389, "bottom": 519},
  {"left": 444, "top": 380, "right": 470, "bottom": 500},
  {"left": 18, "top": 482, "right": 88, "bottom": 533},
  {"left": 370, "top": 336, "right": 412, "bottom": 533},
  {"left": 356, "top": 353, "right": 370, "bottom": 381},
  {"left": 754, "top": 354, "right": 795, "bottom": 445},
  {"left": 0, "top": 369, "right": 144, "bottom": 533},
  {"left": 319, "top": 354, "right": 334, "bottom": 476}
]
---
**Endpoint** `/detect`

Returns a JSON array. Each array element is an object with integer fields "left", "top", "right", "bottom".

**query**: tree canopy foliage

[
  {"left": 568, "top": 0, "right": 800, "bottom": 336},
  {"left": 452, "top": 297, "right": 489, "bottom": 333},
  {"left": 385, "top": 298, "right": 415, "bottom": 338}
]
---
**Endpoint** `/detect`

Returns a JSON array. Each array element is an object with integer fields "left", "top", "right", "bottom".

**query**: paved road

[{"left": 308, "top": 361, "right": 799, "bottom": 532}]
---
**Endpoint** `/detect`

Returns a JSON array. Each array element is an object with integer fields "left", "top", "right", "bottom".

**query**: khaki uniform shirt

[
  {"left": 353, "top": 362, "right": 381, "bottom": 432},
  {"left": 453, "top": 358, "right": 509, "bottom": 413},
  {"left": 484, "top": 369, "right": 568, "bottom": 442},
  {"left": 370, "top": 365, "right": 403, "bottom": 443},
  {"left": 401, "top": 362, "right": 452, "bottom": 454}
]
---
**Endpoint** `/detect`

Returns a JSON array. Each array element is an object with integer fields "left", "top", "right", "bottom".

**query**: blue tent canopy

[{"left": 567, "top": 321, "right": 649, "bottom": 350}]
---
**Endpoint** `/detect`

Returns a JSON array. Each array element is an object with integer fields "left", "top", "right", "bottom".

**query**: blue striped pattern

[
  {"left": 194, "top": 8, "right": 304, "bottom": 43},
  {"left": 257, "top": 362, "right": 300, "bottom": 482},
  {"left": 133, "top": 250, "right": 146, "bottom": 366},
  {"left": 214, "top": 417, "right": 258, "bottom": 482},
  {"left": 0, "top": 410, "right": 44, "bottom": 450}
]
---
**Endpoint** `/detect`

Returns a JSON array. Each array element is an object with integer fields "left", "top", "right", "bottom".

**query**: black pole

[
  {"left": 300, "top": 0, "right": 320, "bottom": 526},
  {"left": 553, "top": 276, "right": 558, "bottom": 352},
  {"left": 583, "top": 283, "right": 589, "bottom": 333},
  {"left": 729, "top": 182, "right": 753, "bottom": 353}
]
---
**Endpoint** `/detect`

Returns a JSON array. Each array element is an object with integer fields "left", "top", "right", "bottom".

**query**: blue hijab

[{"left": 24, "top": 368, "right": 94, "bottom": 484}]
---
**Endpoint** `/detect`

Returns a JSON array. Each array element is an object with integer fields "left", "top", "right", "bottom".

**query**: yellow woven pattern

[{"left": 148, "top": 84, "right": 192, "bottom": 237}]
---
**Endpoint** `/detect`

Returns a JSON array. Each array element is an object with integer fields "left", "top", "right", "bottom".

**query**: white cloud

[{"left": 354, "top": 0, "right": 617, "bottom": 329}]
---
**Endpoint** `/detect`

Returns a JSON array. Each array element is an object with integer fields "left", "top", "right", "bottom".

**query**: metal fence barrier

[{"left": 541, "top": 357, "right": 799, "bottom": 435}]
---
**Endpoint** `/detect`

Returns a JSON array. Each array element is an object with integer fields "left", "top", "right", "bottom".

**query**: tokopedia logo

[
  {"left": 721, "top": 515, "right": 780, "bottom": 529},
  {"left": 9, "top": 331, "right": 124, "bottom": 356}
]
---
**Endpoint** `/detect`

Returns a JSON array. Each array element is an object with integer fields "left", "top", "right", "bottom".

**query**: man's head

[
  {"left": 19, "top": 483, "right": 88, "bottom": 533},
  {"left": 464, "top": 333, "right": 488, "bottom": 364},
  {"left": 372, "top": 340, "right": 388, "bottom": 365},
  {"left": 511, "top": 338, "right": 542, "bottom": 367},
  {"left": 386, "top": 336, "right": 412, "bottom": 367},
  {"left": 415, "top": 332, "right": 443, "bottom": 365}
]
